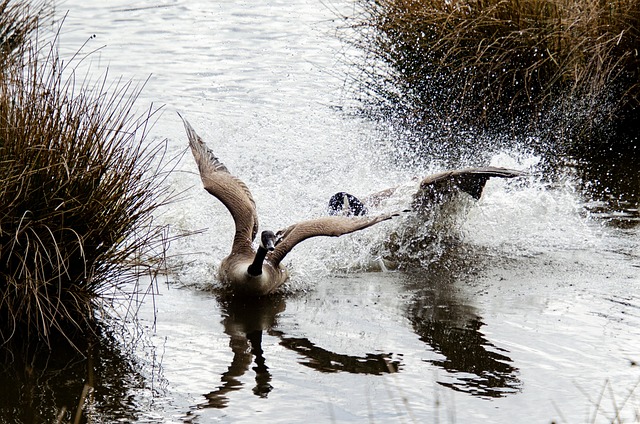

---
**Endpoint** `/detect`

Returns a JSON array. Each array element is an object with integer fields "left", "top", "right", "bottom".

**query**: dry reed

[
  {"left": 0, "top": 31, "right": 176, "bottom": 345},
  {"left": 0, "top": 0, "right": 50, "bottom": 67},
  {"left": 343, "top": 0, "right": 640, "bottom": 153}
]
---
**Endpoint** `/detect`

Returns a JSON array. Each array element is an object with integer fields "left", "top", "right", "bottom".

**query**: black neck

[{"left": 247, "top": 246, "right": 269, "bottom": 277}]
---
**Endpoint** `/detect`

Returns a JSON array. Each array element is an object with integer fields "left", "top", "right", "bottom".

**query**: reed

[
  {"left": 0, "top": 33, "right": 176, "bottom": 345},
  {"left": 345, "top": 0, "right": 640, "bottom": 151},
  {"left": 0, "top": 0, "right": 50, "bottom": 67}
]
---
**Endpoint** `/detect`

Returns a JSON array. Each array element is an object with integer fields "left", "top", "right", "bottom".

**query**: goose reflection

[
  {"left": 199, "top": 295, "right": 283, "bottom": 408},
  {"left": 402, "top": 249, "right": 521, "bottom": 398},
  {"left": 326, "top": 167, "right": 522, "bottom": 397},
  {"left": 272, "top": 331, "right": 399, "bottom": 375},
  {"left": 199, "top": 294, "right": 400, "bottom": 410}
]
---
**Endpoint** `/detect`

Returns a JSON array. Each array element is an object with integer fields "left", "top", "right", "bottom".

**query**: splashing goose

[
  {"left": 328, "top": 167, "right": 525, "bottom": 216},
  {"left": 180, "top": 114, "right": 397, "bottom": 296}
]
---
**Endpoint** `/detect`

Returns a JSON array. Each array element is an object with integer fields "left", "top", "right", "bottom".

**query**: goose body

[
  {"left": 180, "top": 114, "right": 396, "bottom": 296},
  {"left": 218, "top": 256, "right": 288, "bottom": 295}
]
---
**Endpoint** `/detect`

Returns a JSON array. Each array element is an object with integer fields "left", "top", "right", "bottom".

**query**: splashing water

[{"left": 16, "top": 2, "right": 638, "bottom": 424}]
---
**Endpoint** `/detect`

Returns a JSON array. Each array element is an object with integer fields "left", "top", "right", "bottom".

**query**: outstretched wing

[
  {"left": 179, "top": 113, "right": 259, "bottom": 255},
  {"left": 412, "top": 166, "right": 524, "bottom": 210},
  {"left": 267, "top": 213, "right": 397, "bottom": 266}
]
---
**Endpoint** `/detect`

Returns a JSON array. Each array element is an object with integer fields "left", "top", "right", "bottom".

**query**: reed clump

[
  {"left": 0, "top": 33, "right": 174, "bottom": 345},
  {"left": 345, "top": 0, "right": 640, "bottom": 154}
]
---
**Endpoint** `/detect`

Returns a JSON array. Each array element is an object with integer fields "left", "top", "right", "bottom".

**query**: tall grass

[
  {"left": 0, "top": 0, "right": 50, "bottom": 67},
  {"left": 0, "top": 31, "right": 176, "bottom": 345},
  {"left": 344, "top": 0, "right": 640, "bottom": 157}
]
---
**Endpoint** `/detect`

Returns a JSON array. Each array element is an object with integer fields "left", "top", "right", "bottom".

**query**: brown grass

[
  {"left": 0, "top": 0, "right": 50, "bottom": 67},
  {"left": 0, "top": 32, "right": 177, "bottom": 346},
  {"left": 343, "top": 0, "right": 640, "bottom": 153}
]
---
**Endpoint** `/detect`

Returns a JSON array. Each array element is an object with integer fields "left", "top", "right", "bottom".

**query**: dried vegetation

[
  {"left": 0, "top": 1, "right": 176, "bottom": 345},
  {"left": 344, "top": 0, "right": 640, "bottom": 157}
]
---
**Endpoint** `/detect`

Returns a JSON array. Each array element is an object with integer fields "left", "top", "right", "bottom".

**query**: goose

[
  {"left": 180, "top": 114, "right": 397, "bottom": 296},
  {"left": 328, "top": 167, "right": 525, "bottom": 216}
]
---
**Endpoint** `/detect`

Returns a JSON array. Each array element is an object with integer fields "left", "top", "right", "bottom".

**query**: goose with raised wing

[
  {"left": 180, "top": 114, "right": 397, "bottom": 296},
  {"left": 328, "top": 167, "right": 525, "bottom": 216}
]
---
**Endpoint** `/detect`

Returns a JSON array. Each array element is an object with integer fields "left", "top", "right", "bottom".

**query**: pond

[{"left": 2, "top": 0, "right": 638, "bottom": 422}]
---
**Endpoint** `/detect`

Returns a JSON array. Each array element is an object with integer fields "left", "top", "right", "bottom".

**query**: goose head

[
  {"left": 327, "top": 192, "right": 368, "bottom": 216},
  {"left": 260, "top": 230, "right": 277, "bottom": 251},
  {"left": 246, "top": 230, "right": 278, "bottom": 278}
]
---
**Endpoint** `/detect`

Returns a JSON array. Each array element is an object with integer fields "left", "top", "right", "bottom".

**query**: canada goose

[
  {"left": 180, "top": 114, "right": 397, "bottom": 296},
  {"left": 327, "top": 167, "right": 525, "bottom": 216}
]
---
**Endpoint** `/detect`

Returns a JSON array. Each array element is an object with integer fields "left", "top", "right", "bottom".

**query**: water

[{"left": 3, "top": 0, "right": 639, "bottom": 422}]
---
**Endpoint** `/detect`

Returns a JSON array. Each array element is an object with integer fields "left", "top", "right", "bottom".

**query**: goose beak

[{"left": 265, "top": 237, "right": 276, "bottom": 251}]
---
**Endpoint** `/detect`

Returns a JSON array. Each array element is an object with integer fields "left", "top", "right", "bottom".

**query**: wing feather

[
  {"left": 179, "top": 113, "right": 259, "bottom": 254},
  {"left": 268, "top": 213, "right": 396, "bottom": 266},
  {"left": 413, "top": 166, "right": 524, "bottom": 210}
]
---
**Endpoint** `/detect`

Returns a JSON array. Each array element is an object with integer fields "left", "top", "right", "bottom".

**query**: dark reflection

[
  {"left": 401, "top": 249, "right": 522, "bottom": 398},
  {"left": 198, "top": 243, "right": 522, "bottom": 409},
  {"left": 198, "top": 294, "right": 401, "bottom": 410},
  {"left": 199, "top": 295, "right": 284, "bottom": 408},
  {"left": 273, "top": 333, "right": 399, "bottom": 375},
  {"left": 569, "top": 139, "right": 640, "bottom": 229},
  {"left": 550, "top": 119, "right": 640, "bottom": 228},
  {"left": 0, "top": 324, "right": 144, "bottom": 423}
]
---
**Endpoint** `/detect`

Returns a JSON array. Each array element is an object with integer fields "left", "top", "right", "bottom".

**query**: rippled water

[{"left": 3, "top": 1, "right": 639, "bottom": 423}]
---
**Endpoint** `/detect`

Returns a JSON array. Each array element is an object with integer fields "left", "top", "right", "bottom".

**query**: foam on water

[{"left": 463, "top": 152, "right": 602, "bottom": 256}]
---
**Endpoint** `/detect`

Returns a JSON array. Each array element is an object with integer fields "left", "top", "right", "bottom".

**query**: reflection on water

[
  {"left": 196, "top": 245, "right": 520, "bottom": 413},
  {"left": 198, "top": 294, "right": 401, "bottom": 410},
  {"left": 0, "top": 326, "right": 144, "bottom": 423},
  {"left": 274, "top": 332, "right": 400, "bottom": 375},
  {"left": 573, "top": 150, "right": 640, "bottom": 228},
  {"left": 197, "top": 295, "right": 284, "bottom": 409},
  {"left": 401, "top": 250, "right": 521, "bottom": 398}
]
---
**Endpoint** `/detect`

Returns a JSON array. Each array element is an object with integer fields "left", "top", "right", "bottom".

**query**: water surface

[{"left": 4, "top": 0, "right": 638, "bottom": 422}]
